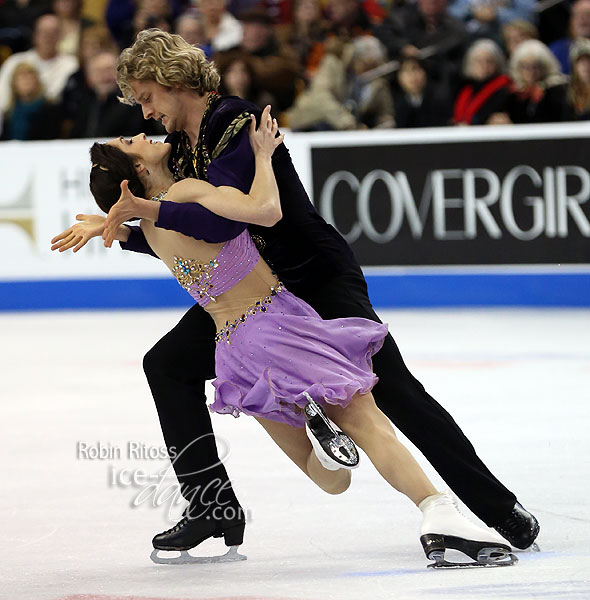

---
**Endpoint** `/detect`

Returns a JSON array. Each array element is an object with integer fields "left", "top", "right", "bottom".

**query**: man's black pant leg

[
  {"left": 143, "top": 303, "right": 240, "bottom": 516},
  {"left": 302, "top": 273, "right": 516, "bottom": 526}
]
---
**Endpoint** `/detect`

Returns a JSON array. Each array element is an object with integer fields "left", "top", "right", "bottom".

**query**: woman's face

[
  {"left": 503, "top": 26, "right": 530, "bottom": 56},
  {"left": 14, "top": 69, "right": 40, "bottom": 100},
  {"left": 108, "top": 133, "right": 171, "bottom": 168},
  {"left": 224, "top": 61, "right": 251, "bottom": 97},
  {"left": 296, "top": 0, "right": 320, "bottom": 25},
  {"left": 398, "top": 61, "right": 427, "bottom": 95},
  {"left": 574, "top": 55, "right": 590, "bottom": 84},
  {"left": 518, "top": 55, "right": 545, "bottom": 86},
  {"left": 53, "top": 0, "right": 80, "bottom": 19},
  {"left": 469, "top": 49, "right": 498, "bottom": 81}
]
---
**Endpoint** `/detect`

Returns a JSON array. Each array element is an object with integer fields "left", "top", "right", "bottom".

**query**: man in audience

[
  {"left": 374, "top": 0, "right": 471, "bottom": 99},
  {"left": 0, "top": 13, "right": 78, "bottom": 113},
  {"left": 68, "top": 50, "right": 145, "bottom": 138},
  {"left": 550, "top": 0, "right": 590, "bottom": 73}
]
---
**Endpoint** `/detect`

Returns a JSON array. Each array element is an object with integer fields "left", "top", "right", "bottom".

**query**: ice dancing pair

[{"left": 53, "top": 107, "right": 529, "bottom": 568}]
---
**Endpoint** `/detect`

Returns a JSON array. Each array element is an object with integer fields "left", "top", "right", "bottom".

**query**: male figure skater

[{"left": 100, "top": 29, "right": 539, "bottom": 562}]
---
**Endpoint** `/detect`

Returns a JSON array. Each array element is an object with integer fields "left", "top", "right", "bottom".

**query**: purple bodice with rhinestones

[{"left": 173, "top": 230, "right": 259, "bottom": 307}]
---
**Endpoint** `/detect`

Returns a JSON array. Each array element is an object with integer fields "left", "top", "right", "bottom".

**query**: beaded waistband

[{"left": 215, "top": 282, "right": 284, "bottom": 345}]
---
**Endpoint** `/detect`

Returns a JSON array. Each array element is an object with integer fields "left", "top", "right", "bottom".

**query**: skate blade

[
  {"left": 305, "top": 398, "right": 339, "bottom": 436},
  {"left": 426, "top": 549, "right": 518, "bottom": 569},
  {"left": 306, "top": 424, "right": 359, "bottom": 470},
  {"left": 516, "top": 542, "right": 541, "bottom": 553},
  {"left": 150, "top": 545, "right": 247, "bottom": 565}
]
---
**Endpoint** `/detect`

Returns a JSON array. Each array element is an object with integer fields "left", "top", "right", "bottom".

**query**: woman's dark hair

[{"left": 89, "top": 142, "right": 146, "bottom": 213}]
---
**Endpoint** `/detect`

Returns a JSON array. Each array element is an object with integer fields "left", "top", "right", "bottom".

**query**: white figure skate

[{"left": 419, "top": 492, "right": 518, "bottom": 568}]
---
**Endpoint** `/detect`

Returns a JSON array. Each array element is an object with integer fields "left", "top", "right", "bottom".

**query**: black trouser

[{"left": 144, "top": 269, "right": 516, "bottom": 527}]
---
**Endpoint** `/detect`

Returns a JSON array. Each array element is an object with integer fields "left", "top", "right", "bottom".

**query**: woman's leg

[
  {"left": 325, "top": 392, "right": 438, "bottom": 506},
  {"left": 255, "top": 417, "right": 351, "bottom": 495}
]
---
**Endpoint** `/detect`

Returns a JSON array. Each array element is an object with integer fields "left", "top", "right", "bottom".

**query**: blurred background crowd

[{"left": 0, "top": 0, "right": 589, "bottom": 140}]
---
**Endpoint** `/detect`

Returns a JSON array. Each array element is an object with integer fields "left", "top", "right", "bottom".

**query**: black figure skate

[
  {"left": 150, "top": 510, "right": 247, "bottom": 565},
  {"left": 419, "top": 492, "right": 518, "bottom": 569},
  {"left": 303, "top": 392, "right": 359, "bottom": 470},
  {"left": 494, "top": 502, "right": 540, "bottom": 552}
]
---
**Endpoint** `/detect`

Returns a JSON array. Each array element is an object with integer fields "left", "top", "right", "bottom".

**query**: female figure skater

[{"left": 51, "top": 108, "right": 515, "bottom": 568}]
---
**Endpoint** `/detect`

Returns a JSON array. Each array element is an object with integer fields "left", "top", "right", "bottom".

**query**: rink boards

[{"left": 0, "top": 123, "right": 589, "bottom": 310}]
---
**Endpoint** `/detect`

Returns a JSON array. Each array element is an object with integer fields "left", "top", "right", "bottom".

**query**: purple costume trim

[
  {"left": 156, "top": 200, "right": 247, "bottom": 243},
  {"left": 178, "top": 230, "right": 258, "bottom": 307}
]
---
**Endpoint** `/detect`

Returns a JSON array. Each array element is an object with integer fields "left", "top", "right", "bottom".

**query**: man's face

[
  {"left": 572, "top": 0, "right": 590, "bottom": 38},
  {"left": 418, "top": 0, "right": 447, "bottom": 19},
  {"left": 87, "top": 52, "right": 118, "bottom": 97},
  {"left": 33, "top": 14, "right": 60, "bottom": 56},
  {"left": 130, "top": 79, "right": 185, "bottom": 133}
]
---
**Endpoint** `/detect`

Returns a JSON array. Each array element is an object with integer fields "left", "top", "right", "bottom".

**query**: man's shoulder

[
  {"left": 0, "top": 49, "right": 35, "bottom": 72},
  {"left": 206, "top": 96, "right": 261, "bottom": 152},
  {"left": 208, "top": 96, "right": 261, "bottom": 132}
]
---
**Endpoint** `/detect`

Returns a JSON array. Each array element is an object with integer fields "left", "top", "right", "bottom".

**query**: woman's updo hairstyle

[{"left": 89, "top": 142, "right": 146, "bottom": 213}]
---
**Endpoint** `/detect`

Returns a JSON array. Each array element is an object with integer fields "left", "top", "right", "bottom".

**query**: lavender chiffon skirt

[{"left": 210, "top": 288, "right": 388, "bottom": 428}]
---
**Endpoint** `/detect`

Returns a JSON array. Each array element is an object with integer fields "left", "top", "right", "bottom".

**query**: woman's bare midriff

[{"left": 141, "top": 221, "right": 280, "bottom": 331}]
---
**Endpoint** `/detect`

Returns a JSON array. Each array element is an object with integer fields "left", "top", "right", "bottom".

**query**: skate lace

[
  {"left": 437, "top": 491, "right": 461, "bottom": 510},
  {"left": 162, "top": 516, "right": 189, "bottom": 535},
  {"left": 495, "top": 509, "right": 527, "bottom": 536}
]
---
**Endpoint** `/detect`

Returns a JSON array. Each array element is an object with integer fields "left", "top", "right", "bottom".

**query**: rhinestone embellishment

[
  {"left": 215, "top": 282, "right": 284, "bottom": 344},
  {"left": 172, "top": 255, "right": 219, "bottom": 302}
]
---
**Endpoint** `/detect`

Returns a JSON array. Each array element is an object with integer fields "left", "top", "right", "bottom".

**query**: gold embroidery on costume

[
  {"left": 212, "top": 111, "right": 252, "bottom": 159},
  {"left": 172, "top": 255, "right": 219, "bottom": 302}
]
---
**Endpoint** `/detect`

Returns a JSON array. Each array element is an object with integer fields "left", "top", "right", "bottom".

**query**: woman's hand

[
  {"left": 50, "top": 214, "right": 106, "bottom": 253},
  {"left": 248, "top": 105, "right": 284, "bottom": 158},
  {"left": 102, "top": 180, "right": 158, "bottom": 248}
]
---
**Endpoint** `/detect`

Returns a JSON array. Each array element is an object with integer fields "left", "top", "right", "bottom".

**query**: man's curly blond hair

[{"left": 117, "top": 29, "right": 220, "bottom": 104}]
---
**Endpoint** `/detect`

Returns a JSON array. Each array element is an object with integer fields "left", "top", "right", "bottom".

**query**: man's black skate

[
  {"left": 150, "top": 511, "right": 246, "bottom": 564},
  {"left": 421, "top": 534, "right": 518, "bottom": 568},
  {"left": 494, "top": 502, "right": 540, "bottom": 550},
  {"left": 303, "top": 392, "right": 359, "bottom": 470}
]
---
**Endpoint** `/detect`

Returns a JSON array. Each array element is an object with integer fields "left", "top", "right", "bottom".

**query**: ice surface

[{"left": 1, "top": 308, "right": 589, "bottom": 600}]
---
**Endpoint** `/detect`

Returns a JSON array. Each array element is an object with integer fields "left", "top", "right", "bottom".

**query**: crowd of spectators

[{"left": 0, "top": 0, "right": 588, "bottom": 140}]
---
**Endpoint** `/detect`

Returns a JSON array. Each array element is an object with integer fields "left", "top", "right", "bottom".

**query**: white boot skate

[
  {"left": 419, "top": 492, "right": 517, "bottom": 568},
  {"left": 303, "top": 392, "right": 359, "bottom": 470}
]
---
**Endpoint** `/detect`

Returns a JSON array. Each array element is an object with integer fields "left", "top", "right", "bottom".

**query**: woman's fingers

[
  {"left": 58, "top": 234, "right": 81, "bottom": 252},
  {"left": 50, "top": 229, "right": 71, "bottom": 244},
  {"left": 249, "top": 113, "right": 256, "bottom": 135},
  {"left": 51, "top": 231, "right": 76, "bottom": 250},
  {"left": 73, "top": 237, "right": 89, "bottom": 253}
]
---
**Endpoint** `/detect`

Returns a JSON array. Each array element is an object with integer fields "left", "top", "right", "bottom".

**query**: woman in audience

[
  {"left": 1, "top": 62, "right": 61, "bottom": 139},
  {"left": 453, "top": 39, "right": 513, "bottom": 125},
  {"left": 564, "top": 38, "right": 590, "bottom": 120},
  {"left": 508, "top": 38, "right": 569, "bottom": 123}
]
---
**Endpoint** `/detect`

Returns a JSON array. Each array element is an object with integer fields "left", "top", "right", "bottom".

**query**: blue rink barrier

[{"left": 1, "top": 272, "right": 589, "bottom": 311}]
